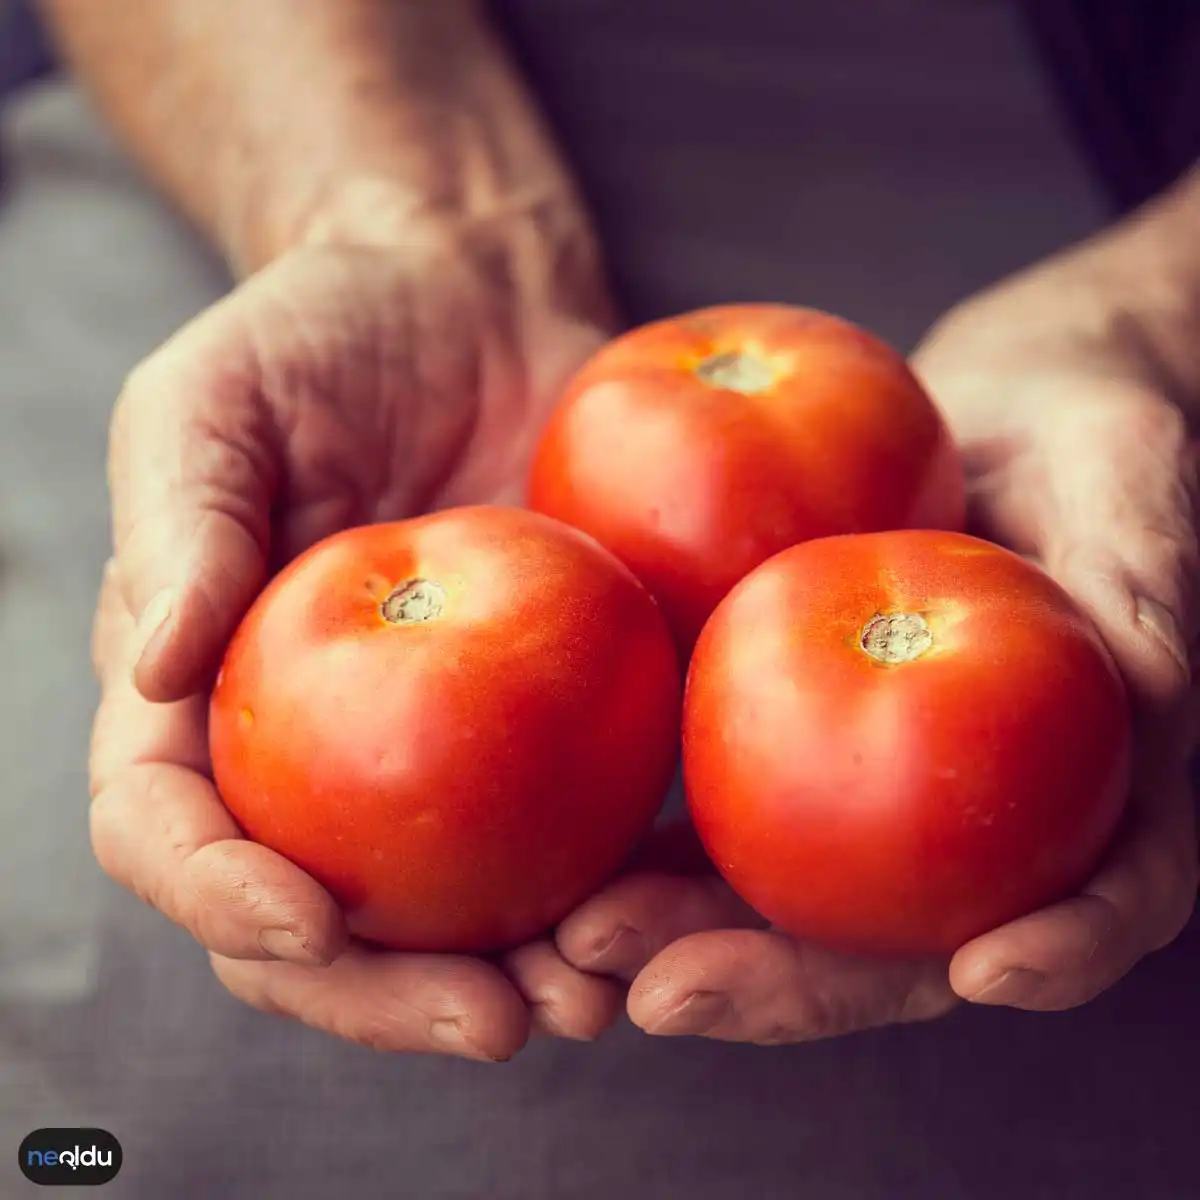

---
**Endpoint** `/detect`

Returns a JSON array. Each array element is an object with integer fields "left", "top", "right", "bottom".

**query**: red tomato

[
  {"left": 528, "top": 304, "right": 965, "bottom": 655},
  {"left": 209, "top": 506, "right": 681, "bottom": 954},
  {"left": 683, "top": 529, "right": 1131, "bottom": 956}
]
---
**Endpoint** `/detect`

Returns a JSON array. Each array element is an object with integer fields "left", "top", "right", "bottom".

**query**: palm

[
  {"left": 154, "top": 245, "right": 602, "bottom": 571},
  {"left": 913, "top": 269, "right": 1196, "bottom": 613},
  {"left": 109, "top": 241, "right": 609, "bottom": 699},
  {"left": 558, "top": 262, "right": 1197, "bottom": 1041},
  {"left": 92, "top": 240, "right": 622, "bottom": 1059}
]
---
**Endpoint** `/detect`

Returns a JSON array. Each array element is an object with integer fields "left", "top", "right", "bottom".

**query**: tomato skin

[
  {"left": 209, "top": 506, "right": 681, "bottom": 954},
  {"left": 528, "top": 304, "right": 965, "bottom": 655},
  {"left": 683, "top": 529, "right": 1131, "bottom": 957}
]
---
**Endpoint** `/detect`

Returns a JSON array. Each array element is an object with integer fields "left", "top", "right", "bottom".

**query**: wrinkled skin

[
  {"left": 90, "top": 217, "right": 631, "bottom": 1062},
  {"left": 556, "top": 221, "right": 1200, "bottom": 1042}
]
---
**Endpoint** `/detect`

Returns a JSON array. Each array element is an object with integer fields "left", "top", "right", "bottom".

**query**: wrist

[
  {"left": 234, "top": 172, "right": 620, "bottom": 345},
  {"left": 191, "top": 0, "right": 595, "bottom": 280},
  {"left": 279, "top": 172, "right": 617, "bottom": 332},
  {"left": 1093, "top": 170, "right": 1200, "bottom": 393}
]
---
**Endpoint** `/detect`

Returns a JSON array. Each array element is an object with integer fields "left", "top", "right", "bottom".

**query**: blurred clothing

[
  {"left": 0, "top": 0, "right": 52, "bottom": 96},
  {"left": 1020, "top": 0, "right": 1200, "bottom": 209}
]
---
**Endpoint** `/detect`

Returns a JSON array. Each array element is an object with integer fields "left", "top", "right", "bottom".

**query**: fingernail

[
  {"left": 257, "top": 927, "right": 327, "bottom": 966},
  {"left": 134, "top": 589, "right": 174, "bottom": 669},
  {"left": 644, "top": 990, "right": 729, "bottom": 1036},
  {"left": 584, "top": 924, "right": 645, "bottom": 970},
  {"left": 532, "top": 1000, "right": 607, "bottom": 1043},
  {"left": 965, "top": 967, "right": 1044, "bottom": 1006},
  {"left": 1136, "top": 597, "right": 1190, "bottom": 679},
  {"left": 530, "top": 1002, "right": 583, "bottom": 1042},
  {"left": 429, "top": 1019, "right": 508, "bottom": 1062}
]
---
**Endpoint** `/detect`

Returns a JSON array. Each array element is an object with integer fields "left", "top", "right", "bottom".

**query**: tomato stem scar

[
  {"left": 860, "top": 612, "right": 933, "bottom": 663},
  {"left": 694, "top": 350, "right": 777, "bottom": 395},
  {"left": 381, "top": 578, "right": 446, "bottom": 624}
]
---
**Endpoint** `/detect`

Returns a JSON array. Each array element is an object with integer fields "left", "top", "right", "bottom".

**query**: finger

[
  {"left": 1049, "top": 537, "right": 1194, "bottom": 713},
  {"left": 89, "top": 578, "right": 210, "bottom": 784},
  {"left": 91, "top": 558, "right": 124, "bottom": 685},
  {"left": 501, "top": 940, "right": 624, "bottom": 1040},
  {"left": 1022, "top": 391, "right": 1194, "bottom": 706},
  {"left": 946, "top": 393, "right": 1199, "bottom": 1005},
  {"left": 627, "top": 931, "right": 956, "bottom": 1043},
  {"left": 109, "top": 306, "right": 277, "bottom": 703},
  {"left": 91, "top": 763, "right": 348, "bottom": 966},
  {"left": 557, "top": 871, "right": 764, "bottom": 982},
  {"left": 211, "top": 944, "right": 530, "bottom": 1062},
  {"left": 951, "top": 759, "right": 1197, "bottom": 1010},
  {"left": 89, "top": 569, "right": 347, "bottom": 967}
]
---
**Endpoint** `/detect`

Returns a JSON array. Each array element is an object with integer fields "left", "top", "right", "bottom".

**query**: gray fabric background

[{"left": 1, "top": 2, "right": 1198, "bottom": 1197}]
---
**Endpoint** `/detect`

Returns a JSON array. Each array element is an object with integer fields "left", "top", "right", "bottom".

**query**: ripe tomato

[
  {"left": 209, "top": 506, "right": 681, "bottom": 954},
  {"left": 683, "top": 529, "right": 1131, "bottom": 956},
  {"left": 528, "top": 303, "right": 965, "bottom": 655}
]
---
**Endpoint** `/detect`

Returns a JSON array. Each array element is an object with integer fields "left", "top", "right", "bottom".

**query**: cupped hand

[
  {"left": 89, "top": 210, "right": 626, "bottom": 1060},
  {"left": 557, "top": 220, "right": 1200, "bottom": 1042}
]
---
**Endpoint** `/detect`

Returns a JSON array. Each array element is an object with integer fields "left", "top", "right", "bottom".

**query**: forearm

[{"left": 36, "top": 0, "right": 592, "bottom": 274}]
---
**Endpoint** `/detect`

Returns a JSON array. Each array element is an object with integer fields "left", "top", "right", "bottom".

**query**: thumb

[
  {"left": 110, "top": 332, "right": 275, "bottom": 703},
  {"left": 940, "top": 393, "right": 1200, "bottom": 1012},
  {"left": 1031, "top": 396, "right": 1196, "bottom": 711}
]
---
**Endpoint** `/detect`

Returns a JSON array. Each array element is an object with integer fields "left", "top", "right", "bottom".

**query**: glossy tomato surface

[
  {"left": 683, "top": 529, "right": 1131, "bottom": 956},
  {"left": 209, "top": 506, "right": 682, "bottom": 954},
  {"left": 528, "top": 304, "right": 965, "bottom": 654}
]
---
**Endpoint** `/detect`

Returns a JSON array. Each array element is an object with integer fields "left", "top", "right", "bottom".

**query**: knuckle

[
  {"left": 116, "top": 354, "right": 167, "bottom": 414},
  {"left": 795, "top": 992, "right": 843, "bottom": 1041},
  {"left": 502, "top": 940, "right": 544, "bottom": 977},
  {"left": 187, "top": 840, "right": 252, "bottom": 897},
  {"left": 527, "top": 976, "right": 572, "bottom": 1021},
  {"left": 186, "top": 842, "right": 326, "bottom": 936},
  {"left": 87, "top": 722, "right": 116, "bottom": 801},
  {"left": 755, "top": 993, "right": 838, "bottom": 1045},
  {"left": 89, "top": 810, "right": 165, "bottom": 913},
  {"left": 752, "top": 1020, "right": 804, "bottom": 1046},
  {"left": 87, "top": 786, "right": 129, "bottom": 879},
  {"left": 349, "top": 1018, "right": 411, "bottom": 1055},
  {"left": 312, "top": 993, "right": 415, "bottom": 1054},
  {"left": 110, "top": 357, "right": 161, "bottom": 458},
  {"left": 89, "top": 562, "right": 125, "bottom": 682},
  {"left": 88, "top": 771, "right": 202, "bottom": 925},
  {"left": 87, "top": 760, "right": 111, "bottom": 805}
]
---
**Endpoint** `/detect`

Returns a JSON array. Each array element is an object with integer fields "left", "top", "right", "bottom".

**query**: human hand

[
  {"left": 556, "top": 210, "right": 1200, "bottom": 1042},
  {"left": 89, "top": 200, "right": 627, "bottom": 1060}
]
